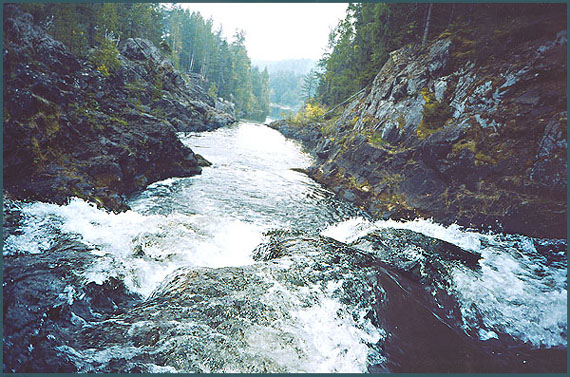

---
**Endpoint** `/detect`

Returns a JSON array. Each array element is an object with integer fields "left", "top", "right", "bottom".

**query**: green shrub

[
  {"left": 89, "top": 37, "right": 122, "bottom": 77},
  {"left": 291, "top": 102, "right": 328, "bottom": 125},
  {"left": 208, "top": 83, "right": 218, "bottom": 99},
  {"left": 368, "top": 132, "right": 387, "bottom": 146}
]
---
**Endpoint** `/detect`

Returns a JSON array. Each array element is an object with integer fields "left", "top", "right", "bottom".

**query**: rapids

[{"left": 3, "top": 121, "right": 567, "bottom": 373}]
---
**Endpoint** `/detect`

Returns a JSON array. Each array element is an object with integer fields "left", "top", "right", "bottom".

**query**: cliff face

[
  {"left": 3, "top": 7, "right": 235, "bottom": 211},
  {"left": 272, "top": 18, "right": 567, "bottom": 239}
]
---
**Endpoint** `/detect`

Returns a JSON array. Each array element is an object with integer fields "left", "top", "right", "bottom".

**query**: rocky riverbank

[
  {"left": 270, "top": 16, "right": 567, "bottom": 239},
  {"left": 3, "top": 6, "right": 236, "bottom": 211}
]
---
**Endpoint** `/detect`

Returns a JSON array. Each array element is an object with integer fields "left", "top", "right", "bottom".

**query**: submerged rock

[{"left": 350, "top": 228, "right": 481, "bottom": 285}]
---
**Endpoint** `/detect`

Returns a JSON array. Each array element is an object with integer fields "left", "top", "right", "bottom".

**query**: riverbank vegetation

[{"left": 19, "top": 3, "right": 270, "bottom": 120}]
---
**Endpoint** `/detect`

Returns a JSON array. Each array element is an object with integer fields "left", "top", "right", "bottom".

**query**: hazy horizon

[{"left": 178, "top": 3, "right": 348, "bottom": 61}]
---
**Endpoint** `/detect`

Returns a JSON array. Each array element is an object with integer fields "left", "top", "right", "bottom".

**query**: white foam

[
  {"left": 321, "top": 217, "right": 567, "bottom": 348},
  {"left": 245, "top": 256, "right": 387, "bottom": 372},
  {"left": 4, "top": 198, "right": 261, "bottom": 297},
  {"left": 322, "top": 216, "right": 482, "bottom": 252},
  {"left": 452, "top": 241, "right": 567, "bottom": 348},
  {"left": 4, "top": 202, "right": 61, "bottom": 255},
  {"left": 245, "top": 276, "right": 385, "bottom": 373},
  {"left": 321, "top": 217, "right": 378, "bottom": 244},
  {"left": 290, "top": 297, "right": 383, "bottom": 372}
]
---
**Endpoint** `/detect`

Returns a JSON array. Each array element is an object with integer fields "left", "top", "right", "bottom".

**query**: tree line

[
  {"left": 315, "top": 3, "right": 564, "bottom": 107},
  {"left": 19, "top": 3, "right": 270, "bottom": 120},
  {"left": 258, "top": 59, "right": 317, "bottom": 110},
  {"left": 163, "top": 6, "right": 269, "bottom": 119}
]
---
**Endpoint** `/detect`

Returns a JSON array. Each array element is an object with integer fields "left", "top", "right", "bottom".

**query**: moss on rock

[{"left": 416, "top": 88, "right": 452, "bottom": 140}]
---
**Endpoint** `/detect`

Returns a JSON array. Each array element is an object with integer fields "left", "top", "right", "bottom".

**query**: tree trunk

[
  {"left": 448, "top": 3, "right": 456, "bottom": 28},
  {"left": 422, "top": 3, "right": 433, "bottom": 48},
  {"left": 201, "top": 56, "right": 207, "bottom": 77},
  {"left": 88, "top": 22, "right": 94, "bottom": 48}
]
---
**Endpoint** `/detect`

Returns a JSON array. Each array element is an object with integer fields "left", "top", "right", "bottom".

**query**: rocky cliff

[
  {"left": 3, "top": 6, "right": 236, "bottom": 211},
  {"left": 271, "top": 17, "right": 567, "bottom": 239}
]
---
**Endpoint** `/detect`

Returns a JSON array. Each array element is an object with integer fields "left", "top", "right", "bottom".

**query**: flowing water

[{"left": 3, "top": 121, "right": 567, "bottom": 373}]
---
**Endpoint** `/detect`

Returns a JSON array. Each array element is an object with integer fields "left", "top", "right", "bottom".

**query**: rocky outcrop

[
  {"left": 349, "top": 228, "right": 481, "bottom": 285},
  {"left": 271, "top": 17, "right": 567, "bottom": 239},
  {"left": 3, "top": 7, "right": 236, "bottom": 211},
  {"left": 215, "top": 97, "right": 236, "bottom": 117},
  {"left": 116, "top": 38, "right": 236, "bottom": 132}
]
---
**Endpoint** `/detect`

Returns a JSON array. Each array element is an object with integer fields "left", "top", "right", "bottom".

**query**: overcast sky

[{"left": 178, "top": 3, "right": 348, "bottom": 61}]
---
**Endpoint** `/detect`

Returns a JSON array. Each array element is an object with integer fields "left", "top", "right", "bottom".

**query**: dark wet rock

[
  {"left": 3, "top": 9, "right": 232, "bottom": 212},
  {"left": 251, "top": 229, "right": 306, "bottom": 261},
  {"left": 426, "top": 38, "right": 453, "bottom": 76},
  {"left": 343, "top": 190, "right": 357, "bottom": 202},
  {"left": 3, "top": 7, "right": 80, "bottom": 76},
  {"left": 2, "top": 237, "right": 142, "bottom": 373},
  {"left": 371, "top": 265, "right": 566, "bottom": 373},
  {"left": 528, "top": 112, "right": 567, "bottom": 197},
  {"left": 119, "top": 37, "right": 163, "bottom": 62},
  {"left": 40, "top": 229, "right": 566, "bottom": 373},
  {"left": 349, "top": 228, "right": 481, "bottom": 285},
  {"left": 270, "top": 20, "right": 567, "bottom": 239},
  {"left": 195, "top": 153, "right": 212, "bottom": 167}
]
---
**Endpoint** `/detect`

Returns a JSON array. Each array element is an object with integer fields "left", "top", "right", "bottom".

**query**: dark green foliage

[
  {"left": 250, "top": 67, "right": 271, "bottom": 121},
  {"left": 88, "top": 36, "right": 121, "bottom": 77},
  {"left": 18, "top": 3, "right": 163, "bottom": 56},
  {"left": 162, "top": 6, "right": 269, "bottom": 119},
  {"left": 269, "top": 70, "right": 304, "bottom": 108},
  {"left": 14, "top": 3, "right": 271, "bottom": 120},
  {"left": 301, "top": 69, "right": 319, "bottom": 103},
  {"left": 316, "top": 3, "right": 566, "bottom": 107}
]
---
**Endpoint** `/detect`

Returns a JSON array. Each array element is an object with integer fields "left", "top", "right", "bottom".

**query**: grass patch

[
  {"left": 368, "top": 132, "right": 387, "bottom": 146},
  {"left": 110, "top": 117, "right": 128, "bottom": 128}
]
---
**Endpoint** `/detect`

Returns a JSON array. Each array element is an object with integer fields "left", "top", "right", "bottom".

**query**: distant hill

[{"left": 252, "top": 58, "right": 316, "bottom": 75}]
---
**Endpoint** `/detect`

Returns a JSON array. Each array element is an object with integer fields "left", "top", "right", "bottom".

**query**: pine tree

[{"left": 301, "top": 69, "right": 319, "bottom": 102}]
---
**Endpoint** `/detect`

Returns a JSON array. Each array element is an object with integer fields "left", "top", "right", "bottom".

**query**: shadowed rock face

[
  {"left": 3, "top": 6, "right": 235, "bottom": 211},
  {"left": 270, "top": 16, "right": 567, "bottom": 239}
]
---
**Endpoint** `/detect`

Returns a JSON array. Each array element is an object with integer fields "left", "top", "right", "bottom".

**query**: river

[{"left": 3, "top": 121, "right": 567, "bottom": 373}]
